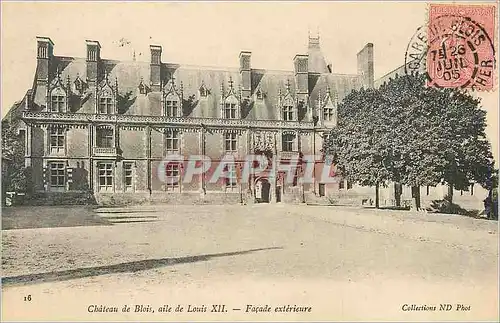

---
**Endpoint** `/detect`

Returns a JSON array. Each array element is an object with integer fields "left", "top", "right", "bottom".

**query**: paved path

[{"left": 2, "top": 204, "right": 498, "bottom": 321}]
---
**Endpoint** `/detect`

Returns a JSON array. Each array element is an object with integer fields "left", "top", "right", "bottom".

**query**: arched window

[{"left": 224, "top": 96, "right": 238, "bottom": 119}]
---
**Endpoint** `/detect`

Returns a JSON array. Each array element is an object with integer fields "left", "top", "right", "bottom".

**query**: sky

[{"left": 1, "top": 1, "right": 498, "bottom": 160}]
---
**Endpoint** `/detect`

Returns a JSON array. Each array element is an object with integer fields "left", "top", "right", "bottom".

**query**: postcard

[{"left": 1, "top": 1, "right": 498, "bottom": 322}]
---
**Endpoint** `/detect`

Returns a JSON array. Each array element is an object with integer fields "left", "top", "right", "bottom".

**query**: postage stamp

[{"left": 426, "top": 4, "right": 496, "bottom": 90}]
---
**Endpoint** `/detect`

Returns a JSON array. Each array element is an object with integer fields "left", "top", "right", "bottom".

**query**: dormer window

[
  {"left": 321, "top": 86, "right": 337, "bottom": 124},
  {"left": 165, "top": 95, "right": 179, "bottom": 117},
  {"left": 49, "top": 70, "right": 67, "bottom": 113},
  {"left": 256, "top": 88, "right": 264, "bottom": 100},
  {"left": 96, "top": 72, "right": 117, "bottom": 114},
  {"left": 224, "top": 96, "right": 238, "bottom": 119},
  {"left": 323, "top": 104, "right": 335, "bottom": 121},
  {"left": 99, "top": 96, "right": 113, "bottom": 114},
  {"left": 163, "top": 76, "right": 183, "bottom": 117},
  {"left": 73, "top": 74, "right": 85, "bottom": 95},
  {"left": 279, "top": 80, "right": 296, "bottom": 121},
  {"left": 138, "top": 78, "right": 149, "bottom": 95},
  {"left": 199, "top": 83, "right": 209, "bottom": 98},
  {"left": 221, "top": 77, "right": 240, "bottom": 119},
  {"left": 50, "top": 93, "right": 66, "bottom": 112},
  {"left": 282, "top": 101, "right": 294, "bottom": 121}
]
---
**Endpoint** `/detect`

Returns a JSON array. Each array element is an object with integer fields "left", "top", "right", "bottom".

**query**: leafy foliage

[
  {"left": 324, "top": 73, "right": 495, "bottom": 208},
  {"left": 2, "top": 120, "right": 27, "bottom": 192}
]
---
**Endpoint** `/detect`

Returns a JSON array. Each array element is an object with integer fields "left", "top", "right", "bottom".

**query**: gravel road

[{"left": 2, "top": 204, "right": 498, "bottom": 321}]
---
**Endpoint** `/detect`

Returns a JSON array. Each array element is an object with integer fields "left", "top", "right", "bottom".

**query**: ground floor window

[
  {"left": 165, "top": 162, "right": 180, "bottom": 191},
  {"left": 98, "top": 162, "right": 113, "bottom": 192},
  {"left": 49, "top": 162, "right": 65, "bottom": 191},
  {"left": 123, "top": 162, "right": 134, "bottom": 191},
  {"left": 225, "top": 164, "right": 237, "bottom": 190}
]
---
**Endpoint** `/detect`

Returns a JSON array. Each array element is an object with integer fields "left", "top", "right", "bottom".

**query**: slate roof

[{"left": 30, "top": 38, "right": 365, "bottom": 121}]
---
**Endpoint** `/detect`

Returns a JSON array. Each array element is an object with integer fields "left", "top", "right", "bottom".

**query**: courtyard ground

[{"left": 1, "top": 204, "right": 498, "bottom": 321}]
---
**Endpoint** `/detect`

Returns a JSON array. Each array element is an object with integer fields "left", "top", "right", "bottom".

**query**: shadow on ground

[
  {"left": 427, "top": 199, "right": 482, "bottom": 218},
  {"left": 1, "top": 206, "right": 111, "bottom": 230},
  {"left": 2, "top": 247, "right": 283, "bottom": 287}
]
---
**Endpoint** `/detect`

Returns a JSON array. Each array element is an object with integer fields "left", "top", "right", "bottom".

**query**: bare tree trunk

[
  {"left": 375, "top": 182, "right": 380, "bottom": 209},
  {"left": 410, "top": 185, "right": 422, "bottom": 210},
  {"left": 446, "top": 184, "right": 454, "bottom": 203},
  {"left": 394, "top": 182, "right": 401, "bottom": 207}
]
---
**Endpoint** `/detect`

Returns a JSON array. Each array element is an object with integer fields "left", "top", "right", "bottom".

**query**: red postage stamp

[{"left": 427, "top": 4, "right": 496, "bottom": 90}]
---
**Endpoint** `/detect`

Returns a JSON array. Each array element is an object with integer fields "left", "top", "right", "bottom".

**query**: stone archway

[{"left": 255, "top": 177, "right": 271, "bottom": 203}]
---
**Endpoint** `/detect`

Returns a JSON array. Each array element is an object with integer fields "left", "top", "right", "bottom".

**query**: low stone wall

[{"left": 95, "top": 191, "right": 246, "bottom": 206}]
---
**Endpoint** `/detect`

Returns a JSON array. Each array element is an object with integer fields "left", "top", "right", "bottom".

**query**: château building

[
  {"left": 8, "top": 35, "right": 373, "bottom": 205},
  {"left": 4, "top": 35, "right": 487, "bottom": 208}
]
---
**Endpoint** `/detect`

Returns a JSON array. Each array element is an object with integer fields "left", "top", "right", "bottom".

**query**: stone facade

[{"left": 11, "top": 35, "right": 488, "bottom": 208}]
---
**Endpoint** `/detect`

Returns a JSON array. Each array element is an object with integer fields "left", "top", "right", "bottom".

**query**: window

[
  {"left": 199, "top": 85, "right": 208, "bottom": 98},
  {"left": 339, "top": 179, "right": 345, "bottom": 189},
  {"left": 165, "top": 163, "right": 180, "bottom": 191},
  {"left": 165, "top": 129, "right": 179, "bottom": 153},
  {"left": 49, "top": 128, "right": 65, "bottom": 152},
  {"left": 99, "top": 97, "right": 113, "bottom": 114},
  {"left": 49, "top": 162, "right": 65, "bottom": 189},
  {"left": 224, "top": 102, "right": 237, "bottom": 119},
  {"left": 98, "top": 162, "right": 113, "bottom": 191},
  {"left": 123, "top": 162, "right": 133, "bottom": 191},
  {"left": 225, "top": 164, "right": 237, "bottom": 189},
  {"left": 282, "top": 133, "right": 295, "bottom": 152},
  {"left": 51, "top": 95, "right": 65, "bottom": 112},
  {"left": 283, "top": 104, "right": 294, "bottom": 121},
  {"left": 426, "top": 185, "right": 430, "bottom": 196},
  {"left": 224, "top": 133, "right": 237, "bottom": 152},
  {"left": 347, "top": 181, "right": 353, "bottom": 189},
  {"left": 96, "top": 128, "right": 114, "bottom": 148},
  {"left": 165, "top": 100, "right": 178, "bottom": 117},
  {"left": 256, "top": 88, "right": 264, "bottom": 100},
  {"left": 470, "top": 184, "right": 474, "bottom": 196},
  {"left": 324, "top": 105, "right": 335, "bottom": 121}
]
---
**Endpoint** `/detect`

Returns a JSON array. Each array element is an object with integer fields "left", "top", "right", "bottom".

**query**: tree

[
  {"left": 380, "top": 74, "right": 448, "bottom": 209},
  {"left": 324, "top": 88, "right": 392, "bottom": 208},
  {"left": 380, "top": 74, "right": 494, "bottom": 207},
  {"left": 1, "top": 120, "right": 27, "bottom": 193},
  {"left": 324, "top": 73, "right": 495, "bottom": 211}
]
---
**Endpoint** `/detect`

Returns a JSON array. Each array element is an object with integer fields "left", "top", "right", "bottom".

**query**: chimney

[
  {"left": 86, "top": 40, "right": 101, "bottom": 85},
  {"left": 150, "top": 45, "right": 162, "bottom": 92},
  {"left": 293, "top": 54, "right": 309, "bottom": 95},
  {"left": 357, "top": 43, "right": 374, "bottom": 89},
  {"left": 239, "top": 51, "right": 251, "bottom": 98},
  {"left": 36, "top": 37, "right": 54, "bottom": 85}
]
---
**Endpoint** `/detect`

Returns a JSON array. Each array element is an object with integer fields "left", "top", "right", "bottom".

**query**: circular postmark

[
  {"left": 405, "top": 25, "right": 429, "bottom": 77},
  {"left": 405, "top": 14, "right": 496, "bottom": 90}
]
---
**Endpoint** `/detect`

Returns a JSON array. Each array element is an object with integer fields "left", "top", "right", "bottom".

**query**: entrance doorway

[{"left": 255, "top": 177, "right": 271, "bottom": 203}]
